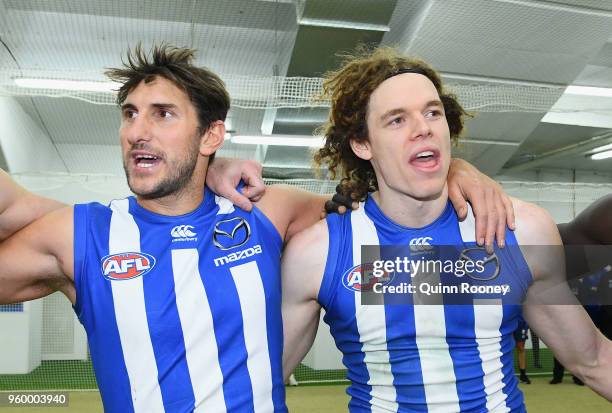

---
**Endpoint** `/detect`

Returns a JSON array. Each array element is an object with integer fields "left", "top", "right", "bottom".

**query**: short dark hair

[
  {"left": 105, "top": 43, "right": 230, "bottom": 134},
  {"left": 314, "top": 46, "right": 470, "bottom": 201}
]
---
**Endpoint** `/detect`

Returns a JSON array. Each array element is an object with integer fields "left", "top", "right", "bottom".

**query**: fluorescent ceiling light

[
  {"left": 565, "top": 85, "right": 612, "bottom": 98},
  {"left": 589, "top": 143, "right": 612, "bottom": 153},
  {"left": 231, "top": 135, "right": 324, "bottom": 148},
  {"left": 591, "top": 149, "right": 612, "bottom": 160},
  {"left": 14, "top": 78, "right": 119, "bottom": 93},
  {"left": 299, "top": 17, "right": 389, "bottom": 32}
]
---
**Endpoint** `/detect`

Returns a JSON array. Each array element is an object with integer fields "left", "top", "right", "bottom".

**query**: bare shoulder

[
  {"left": 511, "top": 197, "right": 564, "bottom": 284},
  {"left": 256, "top": 184, "right": 326, "bottom": 242},
  {"left": 281, "top": 218, "right": 329, "bottom": 300},
  {"left": 511, "top": 197, "right": 561, "bottom": 246},
  {"left": 283, "top": 218, "right": 329, "bottom": 264},
  {"left": 256, "top": 184, "right": 295, "bottom": 211},
  {"left": 254, "top": 184, "right": 296, "bottom": 239}
]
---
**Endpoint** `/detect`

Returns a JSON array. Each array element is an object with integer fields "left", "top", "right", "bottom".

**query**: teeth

[{"left": 416, "top": 151, "right": 434, "bottom": 158}]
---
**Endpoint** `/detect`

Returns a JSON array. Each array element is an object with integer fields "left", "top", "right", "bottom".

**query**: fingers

[
  {"left": 502, "top": 193, "right": 516, "bottom": 231},
  {"left": 467, "top": 187, "right": 487, "bottom": 247},
  {"left": 227, "top": 188, "right": 253, "bottom": 211},
  {"left": 331, "top": 192, "right": 353, "bottom": 210},
  {"left": 448, "top": 185, "right": 468, "bottom": 220},
  {"left": 483, "top": 188, "right": 497, "bottom": 254},
  {"left": 242, "top": 172, "right": 265, "bottom": 202},
  {"left": 494, "top": 195, "right": 507, "bottom": 248},
  {"left": 324, "top": 199, "right": 348, "bottom": 215}
]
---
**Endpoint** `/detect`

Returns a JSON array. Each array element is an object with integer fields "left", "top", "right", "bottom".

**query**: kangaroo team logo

[
  {"left": 342, "top": 263, "right": 394, "bottom": 292},
  {"left": 101, "top": 252, "right": 156, "bottom": 281}
]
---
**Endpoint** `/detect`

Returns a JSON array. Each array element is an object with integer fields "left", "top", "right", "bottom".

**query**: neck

[
  {"left": 135, "top": 162, "right": 208, "bottom": 216},
  {"left": 371, "top": 185, "right": 449, "bottom": 228}
]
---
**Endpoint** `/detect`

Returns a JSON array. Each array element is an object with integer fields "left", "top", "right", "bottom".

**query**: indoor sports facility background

[
  {"left": 1, "top": 0, "right": 612, "bottom": 411},
  {"left": 1, "top": 177, "right": 611, "bottom": 392}
]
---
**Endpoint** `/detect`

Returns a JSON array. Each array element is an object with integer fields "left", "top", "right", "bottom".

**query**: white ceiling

[{"left": 0, "top": 0, "right": 611, "bottom": 178}]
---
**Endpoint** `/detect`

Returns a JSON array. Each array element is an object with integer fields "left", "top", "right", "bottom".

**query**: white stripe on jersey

[
  {"left": 230, "top": 261, "right": 275, "bottom": 413},
  {"left": 461, "top": 206, "right": 510, "bottom": 411},
  {"left": 413, "top": 304, "right": 460, "bottom": 411},
  {"left": 351, "top": 206, "right": 399, "bottom": 412},
  {"left": 171, "top": 249, "right": 227, "bottom": 413},
  {"left": 215, "top": 194, "right": 235, "bottom": 215},
  {"left": 109, "top": 199, "right": 165, "bottom": 413},
  {"left": 474, "top": 301, "right": 509, "bottom": 412},
  {"left": 411, "top": 239, "right": 460, "bottom": 411}
]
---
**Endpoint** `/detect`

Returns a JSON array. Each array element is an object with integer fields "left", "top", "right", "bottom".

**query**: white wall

[
  {"left": 496, "top": 168, "right": 612, "bottom": 222},
  {"left": 0, "top": 96, "right": 66, "bottom": 174}
]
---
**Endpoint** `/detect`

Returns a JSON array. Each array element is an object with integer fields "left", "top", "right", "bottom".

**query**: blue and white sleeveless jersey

[
  {"left": 320, "top": 196, "right": 533, "bottom": 412},
  {"left": 73, "top": 187, "right": 287, "bottom": 413}
]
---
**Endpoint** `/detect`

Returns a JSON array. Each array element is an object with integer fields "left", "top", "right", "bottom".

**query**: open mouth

[
  {"left": 131, "top": 152, "right": 162, "bottom": 170},
  {"left": 409, "top": 149, "right": 440, "bottom": 170}
]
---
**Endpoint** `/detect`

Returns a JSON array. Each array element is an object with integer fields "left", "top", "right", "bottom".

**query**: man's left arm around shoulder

[
  {"left": 210, "top": 157, "right": 516, "bottom": 245},
  {"left": 517, "top": 200, "right": 612, "bottom": 400}
]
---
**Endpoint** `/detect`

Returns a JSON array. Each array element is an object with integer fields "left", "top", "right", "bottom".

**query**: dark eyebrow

[
  {"left": 120, "top": 103, "right": 136, "bottom": 112},
  {"left": 120, "top": 103, "right": 178, "bottom": 112},
  {"left": 151, "top": 103, "right": 178, "bottom": 111}
]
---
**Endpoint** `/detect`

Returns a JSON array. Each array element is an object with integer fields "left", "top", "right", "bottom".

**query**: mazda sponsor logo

[{"left": 213, "top": 217, "right": 251, "bottom": 250}]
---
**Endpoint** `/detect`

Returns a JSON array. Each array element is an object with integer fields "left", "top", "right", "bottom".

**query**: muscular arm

[
  {"left": 0, "top": 169, "right": 65, "bottom": 240},
  {"left": 0, "top": 206, "right": 75, "bottom": 305},
  {"left": 255, "top": 184, "right": 328, "bottom": 243},
  {"left": 558, "top": 194, "right": 612, "bottom": 279},
  {"left": 559, "top": 194, "right": 612, "bottom": 245},
  {"left": 515, "top": 200, "right": 612, "bottom": 400},
  {"left": 281, "top": 220, "right": 328, "bottom": 380}
]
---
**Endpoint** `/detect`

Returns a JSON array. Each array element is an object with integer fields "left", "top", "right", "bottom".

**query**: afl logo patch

[
  {"left": 101, "top": 252, "right": 156, "bottom": 281},
  {"left": 341, "top": 263, "right": 394, "bottom": 292}
]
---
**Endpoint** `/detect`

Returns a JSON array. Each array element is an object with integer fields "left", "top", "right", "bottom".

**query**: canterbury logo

[
  {"left": 409, "top": 237, "right": 432, "bottom": 246},
  {"left": 409, "top": 236, "right": 433, "bottom": 252},
  {"left": 171, "top": 225, "right": 196, "bottom": 238}
]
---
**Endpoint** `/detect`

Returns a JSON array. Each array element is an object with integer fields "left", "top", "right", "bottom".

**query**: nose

[
  {"left": 124, "top": 114, "right": 153, "bottom": 145},
  {"left": 411, "top": 114, "right": 432, "bottom": 141}
]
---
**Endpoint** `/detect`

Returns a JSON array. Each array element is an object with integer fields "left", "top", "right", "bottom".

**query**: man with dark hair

[
  {"left": 560, "top": 195, "right": 612, "bottom": 340},
  {"left": 282, "top": 47, "right": 612, "bottom": 412},
  {"left": 550, "top": 196, "right": 612, "bottom": 384},
  {"left": 0, "top": 44, "right": 513, "bottom": 412}
]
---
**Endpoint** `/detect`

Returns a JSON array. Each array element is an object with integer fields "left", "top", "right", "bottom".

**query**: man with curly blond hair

[{"left": 282, "top": 47, "right": 612, "bottom": 412}]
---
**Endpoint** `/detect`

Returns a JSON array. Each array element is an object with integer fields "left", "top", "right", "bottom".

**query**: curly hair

[
  {"left": 314, "top": 46, "right": 470, "bottom": 201},
  {"left": 105, "top": 43, "right": 230, "bottom": 135}
]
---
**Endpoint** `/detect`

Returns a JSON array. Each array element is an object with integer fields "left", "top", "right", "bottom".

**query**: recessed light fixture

[
  {"left": 591, "top": 149, "right": 612, "bottom": 160},
  {"left": 565, "top": 85, "right": 612, "bottom": 98},
  {"left": 14, "top": 78, "right": 119, "bottom": 92},
  {"left": 231, "top": 135, "right": 324, "bottom": 148},
  {"left": 298, "top": 17, "right": 389, "bottom": 32}
]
